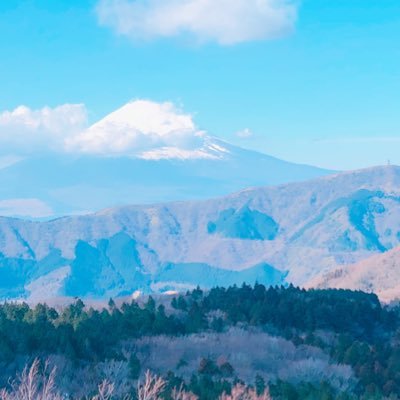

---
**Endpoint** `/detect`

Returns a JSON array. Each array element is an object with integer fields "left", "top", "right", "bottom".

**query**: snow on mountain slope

[
  {"left": 0, "top": 165, "right": 399, "bottom": 301},
  {"left": 67, "top": 100, "right": 224, "bottom": 159},
  {"left": 0, "top": 101, "right": 331, "bottom": 218}
]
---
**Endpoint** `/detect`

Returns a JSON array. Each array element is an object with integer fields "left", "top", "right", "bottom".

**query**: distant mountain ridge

[
  {"left": 0, "top": 165, "right": 400, "bottom": 301},
  {"left": 0, "top": 142, "right": 331, "bottom": 218}
]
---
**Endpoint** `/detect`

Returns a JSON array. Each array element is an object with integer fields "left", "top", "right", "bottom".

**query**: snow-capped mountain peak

[
  {"left": 66, "top": 100, "right": 229, "bottom": 159},
  {"left": 90, "top": 100, "right": 196, "bottom": 138}
]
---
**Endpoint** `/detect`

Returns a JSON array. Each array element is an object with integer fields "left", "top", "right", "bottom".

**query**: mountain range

[{"left": 1, "top": 164, "right": 400, "bottom": 302}]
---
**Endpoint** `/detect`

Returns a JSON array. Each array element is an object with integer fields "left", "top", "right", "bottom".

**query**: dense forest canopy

[{"left": 0, "top": 285, "right": 399, "bottom": 399}]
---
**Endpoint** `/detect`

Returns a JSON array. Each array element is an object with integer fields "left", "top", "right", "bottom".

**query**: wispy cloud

[
  {"left": 0, "top": 198, "right": 53, "bottom": 218},
  {"left": 96, "top": 0, "right": 298, "bottom": 45},
  {"left": 235, "top": 128, "right": 253, "bottom": 139}
]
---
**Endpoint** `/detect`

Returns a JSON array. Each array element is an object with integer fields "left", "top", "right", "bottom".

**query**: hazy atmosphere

[{"left": 1, "top": 1, "right": 400, "bottom": 400}]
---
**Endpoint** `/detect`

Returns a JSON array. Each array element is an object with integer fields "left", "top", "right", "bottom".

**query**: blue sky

[{"left": 0, "top": 0, "right": 399, "bottom": 169}]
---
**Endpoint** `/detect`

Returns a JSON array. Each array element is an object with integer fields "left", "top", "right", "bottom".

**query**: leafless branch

[
  {"left": 219, "top": 384, "right": 272, "bottom": 400},
  {"left": 137, "top": 370, "right": 166, "bottom": 400}
]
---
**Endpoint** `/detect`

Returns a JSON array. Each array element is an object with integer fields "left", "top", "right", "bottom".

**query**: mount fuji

[{"left": 0, "top": 101, "right": 332, "bottom": 218}]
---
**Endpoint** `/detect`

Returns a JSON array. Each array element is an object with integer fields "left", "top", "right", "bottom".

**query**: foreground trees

[
  {"left": 0, "top": 359, "right": 271, "bottom": 400},
  {"left": 0, "top": 285, "right": 399, "bottom": 398}
]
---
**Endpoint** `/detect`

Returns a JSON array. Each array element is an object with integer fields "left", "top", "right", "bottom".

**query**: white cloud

[
  {"left": 0, "top": 104, "right": 88, "bottom": 154},
  {"left": 0, "top": 198, "right": 53, "bottom": 218},
  {"left": 236, "top": 128, "right": 253, "bottom": 138},
  {"left": 0, "top": 100, "right": 229, "bottom": 160},
  {"left": 96, "top": 0, "right": 297, "bottom": 45},
  {"left": 0, "top": 155, "right": 23, "bottom": 170},
  {"left": 66, "top": 99, "right": 226, "bottom": 159}
]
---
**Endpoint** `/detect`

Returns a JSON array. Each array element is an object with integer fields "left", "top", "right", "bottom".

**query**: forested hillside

[{"left": 0, "top": 285, "right": 399, "bottom": 399}]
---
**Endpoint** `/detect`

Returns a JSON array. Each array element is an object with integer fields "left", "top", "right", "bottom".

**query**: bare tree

[
  {"left": 0, "top": 360, "right": 274, "bottom": 400},
  {"left": 90, "top": 380, "right": 115, "bottom": 400},
  {"left": 0, "top": 358, "right": 63, "bottom": 400},
  {"left": 96, "top": 360, "right": 131, "bottom": 397},
  {"left": 219, "top": 384, "right": 272, "bottom": 400},
  {"left": 137, "top": 371, "right": 166, "bottom": 400},
  {"left": 171, "top": 384, "right": 198, "bottom": 400}
]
